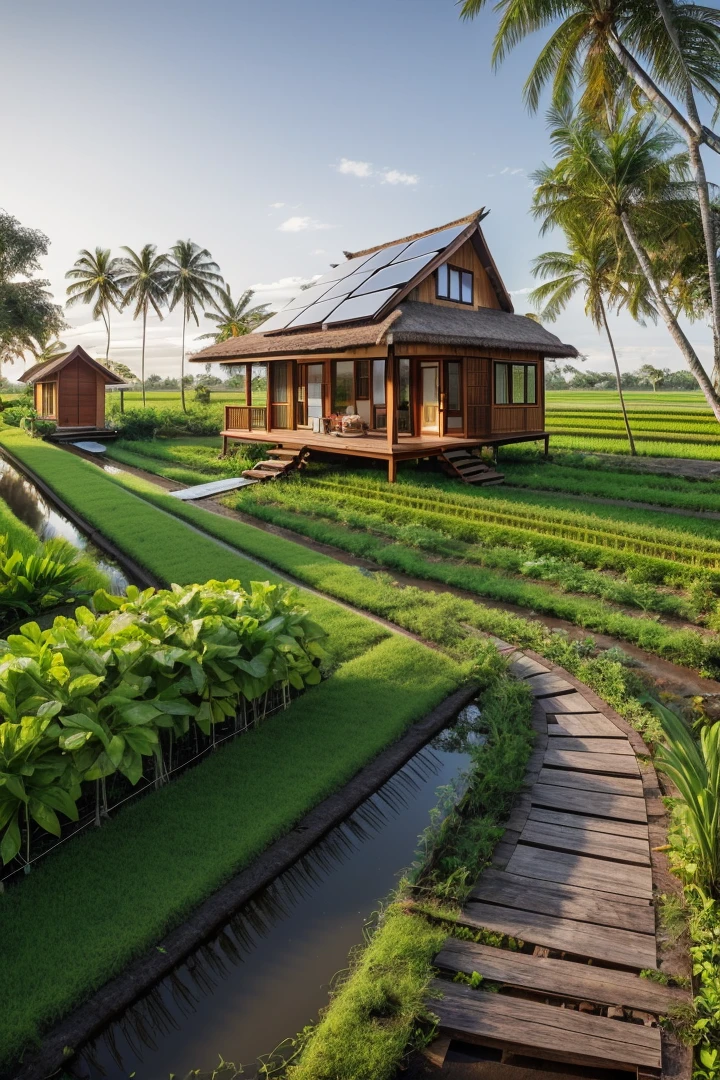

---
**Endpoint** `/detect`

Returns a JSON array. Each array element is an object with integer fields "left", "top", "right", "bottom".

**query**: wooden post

[
  {"left": 544, "top": 434, "right": 550, "bottom": 457},
  {"left": 386, "top": 347, "right": 398, "bottom": 483},
  {"left": 291, "top": 360, "right": 298, "bottom": 430},
  {"left": 387, "top": 457, "right": 397, "bottom": 483},
  {"left": 266, "top": 362, "right": 272, "bottom": 432},
  {"left": 222, "top": 435, "right": 228, "bottom": 457},
  {"left": 120, "top": 389, "right": 125, "bottom": 414}
]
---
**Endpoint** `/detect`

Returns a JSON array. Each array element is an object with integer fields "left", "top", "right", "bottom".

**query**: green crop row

[
  {"left": 232, "top": 493, "right": 720, "bottom": 677},
  {"left": 503, "top": 461, "right": 720, "bottom": 514},
  {"left": 541, "top": 435, "right": 720, "bottom": 460}
]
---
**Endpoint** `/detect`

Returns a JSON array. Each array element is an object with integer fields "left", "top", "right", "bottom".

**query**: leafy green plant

[
  {"left": 643, "top": 697, "right": 720, "bottom": 895},
  {"left": 0, "top": 534, "right": 86, "bottom": 629}
]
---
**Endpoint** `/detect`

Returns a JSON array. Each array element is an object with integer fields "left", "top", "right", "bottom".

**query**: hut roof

[
  {"left": 191, "top": 301, "right": 576, "bottom": 362},
  {"left": 19, "top": 345, "right": 126, "bottom": 385}
]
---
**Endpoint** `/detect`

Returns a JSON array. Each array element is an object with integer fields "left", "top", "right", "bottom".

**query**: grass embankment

[
  {"left": 503, "top": 459, "right": 720, "bottom": 514},
  {"left": 0, "top": 430, "right": 472, "bottom": 1070},
  {"left": 544, "top": 390, "right": 720, "bottom": 459},
  {"left": 225, "top": 474, "right": 720, "bottom": 677},
  {"left": 104, "top": 436, "right": 256, "bottom": 487},
  {"left": 286, "top": 677, "right": 534, "bottom": 1080}
]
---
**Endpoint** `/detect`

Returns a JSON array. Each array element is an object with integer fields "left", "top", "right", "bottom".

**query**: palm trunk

[
  {"left": 599, "top": 297, "right": 636, "bottom": 455},
  {"left": 102, "top": 309, "right": 111, "bottom": 362},
  {"left": 180, "top": 318, "right": 187, "bottom": 413},
  {"left": 141, "top": 306, "right": 147, "bottom": 407},
  {"left": 620, "top": 209, "right": 720, "bottom": 421}
]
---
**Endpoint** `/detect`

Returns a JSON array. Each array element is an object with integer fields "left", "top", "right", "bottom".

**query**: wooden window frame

[
  {"left": 355, "top": 359, "right": 370, "bottom": 400},
  {"left": 39, "top": 381, "right": 56, "bottom": 418},
  {"left": 436, "top": 263, "right": 474, "bottom": 306},
  {"left": 493, "top": 361, "right": 538, "bottom": 405}
]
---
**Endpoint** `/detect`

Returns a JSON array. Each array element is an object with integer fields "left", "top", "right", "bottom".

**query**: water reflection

[
  {"left": 0, "top": 455, "right": 129, "bottom": 592},
  {"left": 72, "top": 728, "right": 478, "bottom": 1080}
]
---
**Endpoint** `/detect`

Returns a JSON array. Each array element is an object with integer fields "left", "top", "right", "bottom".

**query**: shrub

[
  {"left": 0, "top": 578, "right": 327, "bottom": 869},
  {"left": 2, "top": 404, "right": 35, "bottom": 427},
  {"left": 108, "top": 405, "right": 224, "bottom": 440}
]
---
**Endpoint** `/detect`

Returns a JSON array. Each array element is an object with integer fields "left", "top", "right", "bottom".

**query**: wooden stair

[
  {"left": 242, "top": 446, "right": 310, "bottom": 482},
  {"left": 440, "top": 448, "right": 504, "bottom": 485}
]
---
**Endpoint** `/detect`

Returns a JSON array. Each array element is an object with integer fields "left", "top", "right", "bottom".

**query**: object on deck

[{"left": 170, "top": 477, "right": 257, "bottom": 501}]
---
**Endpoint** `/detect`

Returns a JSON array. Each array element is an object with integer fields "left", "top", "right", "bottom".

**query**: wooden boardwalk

[{"left": 427, "top": 644, "right": 690, "bottom": 1079}]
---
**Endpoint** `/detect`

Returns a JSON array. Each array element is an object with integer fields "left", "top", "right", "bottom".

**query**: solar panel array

[{"left": 254, "top": 222, "right": 468, "bottom": 334}]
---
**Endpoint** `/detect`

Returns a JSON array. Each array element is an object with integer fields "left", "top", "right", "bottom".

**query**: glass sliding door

[
  {"left": 333, "top": 360, "right": 354, "bottom": 414},
  {"left": 397, "top": 357, "right": 411, "bottom": 433},
  {"left": 445, "top": 360, "right": 463, "bottom": 432},
  {"left": 271, "top": 361, "right": 290, "bottom": 428},
  {"left": 421, "top": 362, "right": 440, "bottom": 433},
  {"left": 307, "top": 363, "right": 324, "bottom": 421},
  {"left": 250, "top": 363, "right": 268, "bottom": 430}
]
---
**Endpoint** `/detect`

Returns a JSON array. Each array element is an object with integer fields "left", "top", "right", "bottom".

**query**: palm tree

[
  {"left": 165, "top": 241, "right": 224, "bottom": 412},
  {"left": 116, "top": 245, "right": 169, "bottom": 406},
  {"left": 25, "top": 334, "right": 67, "bottom": 365},
  {"left": 532, "top": 106, "right": 720, "bottom": 421},
  {"left": 199, "top": 287, "right": 273, "bottom": 342},
  {"left": 530, "top": 224, "right": 643, "bottom": 454},
  {"left": 65, "top": 248, "right": 124, "bottom": 362},
  {"left": 459, "top": 0, "right": 720, "bottom": 384}
]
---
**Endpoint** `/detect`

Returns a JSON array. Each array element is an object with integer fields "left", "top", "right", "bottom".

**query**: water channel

[
  {"left": 71, "top": 717, "right": 483, "bottom": 1080},
  {"left": 0, "top": 454, "right": 129, "bottom": 592}
]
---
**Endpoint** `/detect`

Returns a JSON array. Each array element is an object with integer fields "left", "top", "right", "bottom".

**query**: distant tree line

[{"left": 546, "top": 362, "right": 699, "bottom": 391}]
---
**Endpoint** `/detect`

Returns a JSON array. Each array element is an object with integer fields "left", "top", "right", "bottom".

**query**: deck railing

[{"left": 224, "top": 405, "right": 268, "bottom": 431}]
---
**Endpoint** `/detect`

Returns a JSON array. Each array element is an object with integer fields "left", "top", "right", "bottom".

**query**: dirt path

[
  {"left": 556, "top": 451, "right": 720, "bottom": 480},
  {"left": 505, "top": 484, "right": 720, "bottom": 521}
]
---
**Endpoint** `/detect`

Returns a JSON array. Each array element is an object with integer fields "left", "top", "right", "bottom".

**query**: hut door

[
  {"left": 307, "top": 364, "right": 324, "bottom": 422},
  {"left": 420, "top": 362, "right": 440, "bottom": 434}
]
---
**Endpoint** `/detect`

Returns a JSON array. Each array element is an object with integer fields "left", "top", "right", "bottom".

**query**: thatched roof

[
  {"left": 191, "top": 301, "right": 576, "bottom": 362},
  {"left": 19, "top": 345, "right": 126, "bottom": 385}
]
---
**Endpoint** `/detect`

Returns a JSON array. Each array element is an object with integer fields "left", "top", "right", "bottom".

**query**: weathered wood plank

[
  {"left": 457, "top": 901, "right": 656, "bottom": 968},
  {"left": 548, "top": 715, "right": 624, "bottom": 738},
  {"left": 507, "top": 845, "right": 653, "bottom": 899},
  {"left": 520, "top": 820, "right": 651, "bottom": 865},
  {"left": 544, "top": 749, "right": 640, "bottom": 776},
  {"left": 429, "top": 981, "right": 661, "bottom": 1068},
  {"left": 434, "top": 939, "right": 685, "bottom": 1014},
  {"left": 537, "top": 766, "right": 644, "bottom": 797},
  {"left": 547, "top": 737, "right": 634, "bottom": 756},
  {"left": 470, "top": 868, "right": 655, "bottom": 930},
  {"left": 536, "top": 692, "right": 596, "bottom": 713},
  {"left": 525, "top": 673, "right": 577, "bottom": 697},
  {"left": 529, "top": 808, "right": 649, "bottom": 840},
  {"left": 508, "top": 655, "right": 549, "bottom": 679},
  {"left": 532, "top": 781, "right": 647, "bottom": 821}
]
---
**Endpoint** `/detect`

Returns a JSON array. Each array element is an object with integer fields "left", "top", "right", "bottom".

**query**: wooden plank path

[{"left": 427, "top": 645, "right": 690, "bottom": 1078}]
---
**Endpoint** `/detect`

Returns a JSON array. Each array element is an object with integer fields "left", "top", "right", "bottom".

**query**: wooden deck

[
  {"left": 221, "top": 427, "right": 549, "bottom": 463},
  {"left": 427, "top": 647, "right": 690, "bottom": 1078}
]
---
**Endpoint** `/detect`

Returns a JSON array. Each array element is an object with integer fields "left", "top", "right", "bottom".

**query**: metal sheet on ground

[{"left": 170, "top": 477, "right": 258, "bottom": 500}]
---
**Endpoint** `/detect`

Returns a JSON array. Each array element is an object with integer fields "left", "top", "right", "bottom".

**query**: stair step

[
  {"left": 266, "top": 449, "right": 298, "bottom": 459},
  {"left": 467, "top": 472, "right": 504, "bottom": 485},
  {"left": 256, "top": 460, "right": 288, "bottom": 471},
  {"left": 242, "top": 468, "right": 281, "bottom": 480}
]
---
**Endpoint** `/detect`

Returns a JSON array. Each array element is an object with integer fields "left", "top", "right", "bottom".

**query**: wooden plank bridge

[{"left": 426, "top": 645, "right": 690, "bottom": 1079}]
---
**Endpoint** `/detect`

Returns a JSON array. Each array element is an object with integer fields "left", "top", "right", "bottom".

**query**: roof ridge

[{"left": 343, "top": 210, "right": 486, "bottom": 260}]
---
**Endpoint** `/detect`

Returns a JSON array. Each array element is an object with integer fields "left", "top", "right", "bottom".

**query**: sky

[{"left": 4, "top": 0, "right": 718, "bottom": 380}]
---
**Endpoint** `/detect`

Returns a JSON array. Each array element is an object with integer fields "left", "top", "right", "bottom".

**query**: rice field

[{"left": 544, "top": 390, "right": 720, "bottom": 459}]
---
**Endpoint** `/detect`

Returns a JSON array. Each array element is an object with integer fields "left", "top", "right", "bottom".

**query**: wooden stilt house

[{"left": 192, "top": 211, "right": 577, "bottom": 483}]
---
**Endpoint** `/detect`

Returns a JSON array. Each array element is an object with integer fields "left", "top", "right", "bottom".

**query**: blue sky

[{"left": 5, "top": 0, "right": 717, "bottom": 378}]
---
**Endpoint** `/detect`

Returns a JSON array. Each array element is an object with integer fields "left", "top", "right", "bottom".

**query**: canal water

[
  {"left": 0, "top": 454, "right": 129, "bottom": 592},
  {"left": 71, "top": 715, "right": 484, "bottom": 1080}
]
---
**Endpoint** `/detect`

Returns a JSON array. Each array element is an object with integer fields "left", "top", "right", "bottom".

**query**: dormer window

[{"left": 436, "top": 263, "right": 473, "bottom": 305}]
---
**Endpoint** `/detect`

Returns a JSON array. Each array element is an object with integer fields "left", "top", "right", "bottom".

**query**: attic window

[{"left": 436, "top": 263, "right": 473, "bottom": 305}]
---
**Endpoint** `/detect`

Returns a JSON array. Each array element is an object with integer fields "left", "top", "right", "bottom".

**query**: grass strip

[
  {"left": 1, "top": 634, "right": 465, "bottom": 1070},
  {"left": 286, "top": 677, "right": 534, "bottom": 1080},
  {"left": 230, "top": 497, "right": 720, "bottom": 676},
  {"left": 503, "top": 461, "right": 720, "bottom": 514}
]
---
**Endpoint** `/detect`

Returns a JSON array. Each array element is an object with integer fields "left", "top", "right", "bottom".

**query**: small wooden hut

[
  {"left": 19, "top": 345, "right": 125, "bottom": 431},
  {"left": 192, "top": 211, "right": 578, "bottom": 482}
]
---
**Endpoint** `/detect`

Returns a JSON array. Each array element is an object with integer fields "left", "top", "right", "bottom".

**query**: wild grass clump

[{"left": 107, "top": 405, "right": 224, "bottom": 439}]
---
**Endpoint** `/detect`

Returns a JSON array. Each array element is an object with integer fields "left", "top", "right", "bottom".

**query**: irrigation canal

[
  {"left": 0, "top": 454, "right": 129, "bottom": 592},
  {"left": 69, "top": 715, "right": 482, "bottom": 1080}
]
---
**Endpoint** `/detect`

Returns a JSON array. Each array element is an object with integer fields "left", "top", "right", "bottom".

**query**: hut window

[
  {"left": 398, "top": 357, "right": 411, "bottom": 433},
  {"left": 494, "top": 362, "right": 538, "bottom": 404},
  {"left": 333, "top": 361, "right": 354, "bottom": 412},
  {"left": 436, "top": 263, "right": 473, "bottom": 305},
  {"left": 355, "top": 360, "right": 370, "bottom": 399},
  {"left": 273, "top": 361, "right": 289, "bottom": 403},
  {"left": 40, "top": 383, "right": 56, "bottom": 417}
]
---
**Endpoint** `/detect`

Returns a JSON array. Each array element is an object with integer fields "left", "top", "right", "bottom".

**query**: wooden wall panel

[
  {"left": 466, "top": 358, "right": 491, "bottom": 437},
  {"left": 491, "top": 405, "right": 543, "bottom": 434},
  {"left": 411, "top": 239, "right": 501, "bottom": 311}
]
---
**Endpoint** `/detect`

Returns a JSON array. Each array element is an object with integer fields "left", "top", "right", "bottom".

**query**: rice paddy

[{"left": 544, "top": 389, "right": 720, "bottom": 459}]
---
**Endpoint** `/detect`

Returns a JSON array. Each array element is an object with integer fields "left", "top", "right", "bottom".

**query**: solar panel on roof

[
  {"left": 313, "top": 252, "right": 374, "bottom": 286},
  {"left": 390, "top": 223, "right": 467, "bottom": 263},
  {"left": 323, "top": 287, "right": 398, "bottom": 324},
  {"left": 253, "top": 309, "right": 300, "bottom": 333},
  {"left": 285, "top": 296, "right": 343, "bottom": 328},
  {"left": 351, "top": 252, "right": 437, "bottom": 296},
  {"left": 278, "top": 280, "right": 334, "bottom": 308},
  {"left": 320, "top": 269, "right": 375, "bottom": 301},
  {"left": 356, "top": 240, "right": 414, "bottom": 274}
]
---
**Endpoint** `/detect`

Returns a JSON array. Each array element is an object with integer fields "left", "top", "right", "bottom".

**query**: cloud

[
  {"left": 269, "top": 201, "right": 285, "bottom": 208},
  {"left": 380, "top": 169, "right": 419, "bottom": 186},
  {"left": 278, "top": 216, "right": 332, "bottom": 233},
  {"left": 337, "top": 158, "right": 372, "bottom": 178},
  {"left": 499, "top": 166, "right": 525, "bottom": 176},
  {"left": 311, "top": 248, "right": 327, "bottom": 255},
  {"left": 334, "top": 158, "right": 419, "bottom": 186},
  {"left": 510, "top": 287, "right": 532, "bottom": 296},
  {"left": 250, "top": 274, "right": 320, "bottom": 292}
]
